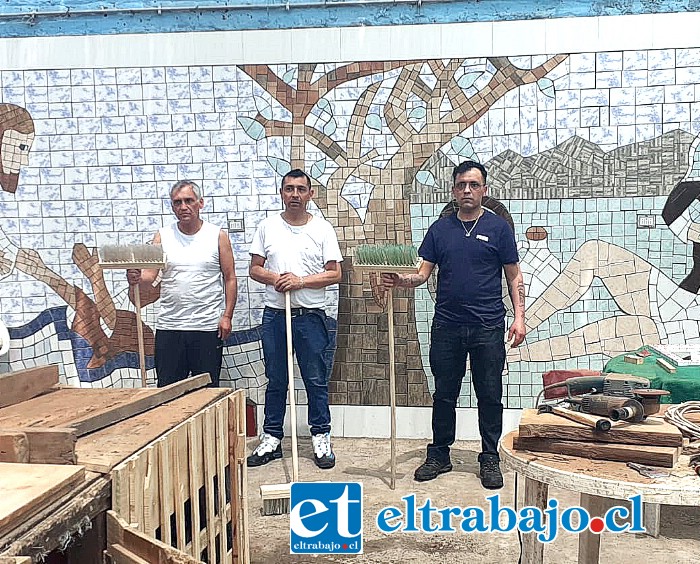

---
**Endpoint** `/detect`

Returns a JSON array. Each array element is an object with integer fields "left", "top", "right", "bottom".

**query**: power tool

[{"left": 538, "top": 374, "right": 669, "bottom": 423}]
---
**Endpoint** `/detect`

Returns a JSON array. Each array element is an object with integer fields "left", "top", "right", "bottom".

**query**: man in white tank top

[
  {"left": 246, "top": 169, "right": 343, "bottom": 470},
  {"left": 127, "top": 180, "right": 237, "bottom": 387}
]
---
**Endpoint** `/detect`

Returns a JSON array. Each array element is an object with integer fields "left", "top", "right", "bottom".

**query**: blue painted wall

[{"left": 0, "top": 0, "right": 699, "bottom": 37}]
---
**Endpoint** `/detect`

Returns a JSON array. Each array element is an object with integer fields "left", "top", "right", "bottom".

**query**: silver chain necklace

[{"left": 458, "top": 209, "right": 483, "bottom": 238}]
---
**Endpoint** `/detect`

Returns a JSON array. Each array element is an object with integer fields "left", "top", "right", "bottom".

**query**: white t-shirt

[
  {"left": 157, "top": 221, "right": 224, "bottom": 331},
  {"left": 249, "top": 213, "right": 343, "bottom": 309}
]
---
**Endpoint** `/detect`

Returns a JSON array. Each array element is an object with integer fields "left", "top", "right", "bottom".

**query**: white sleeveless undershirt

[{"left": 157, "top": 221, "right": 224, "bottom": 331}]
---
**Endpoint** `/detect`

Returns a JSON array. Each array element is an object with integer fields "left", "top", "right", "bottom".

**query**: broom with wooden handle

[
  {"left": 354, "top": 244, "right": 420, "bottom": 490},
  {"left": 98, "top": 244, "right": 166, "bottom": 387},
  {"left": 259, "top": 290, "right": 300, "bottom": 515}
]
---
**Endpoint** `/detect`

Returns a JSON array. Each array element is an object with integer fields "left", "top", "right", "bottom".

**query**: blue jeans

[
  {"left": 261, "top": 306, "right": 335, "bottom": 439},
  {"left": 427, "top": 321, "right": 506, "bottom": 462}
]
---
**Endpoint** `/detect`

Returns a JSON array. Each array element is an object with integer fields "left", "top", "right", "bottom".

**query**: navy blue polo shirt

[{"left": 419, "top": 210, "right": 519, "bottom": 327}]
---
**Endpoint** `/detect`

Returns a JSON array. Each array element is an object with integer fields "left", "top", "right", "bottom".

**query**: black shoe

[
  {"left": 414, "top": 458, "right": 453, "bottom": 482},
  {"left": 479, "top": 454, "right": 504, "bottom": 489},
  {"left": 247, "top": 434, "right": 283, "bottom": 467}
]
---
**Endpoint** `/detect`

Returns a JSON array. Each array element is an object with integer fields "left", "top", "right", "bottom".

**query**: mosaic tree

[{"left": 238, "top": 55, "right": 568, "bottom": 407}]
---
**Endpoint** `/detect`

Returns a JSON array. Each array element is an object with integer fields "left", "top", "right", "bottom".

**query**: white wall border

[{"left": 2, "top": 12, "right": 700, "bottom": 70}]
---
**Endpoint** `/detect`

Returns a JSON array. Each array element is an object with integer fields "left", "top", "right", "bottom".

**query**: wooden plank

[
  {"left": 518, "top": 409, "right": 683, "bottom": 447},
  {"left": 579, "top": 493, "right": 606, "bottom": 564},
  {"left": 215, "top": 403, "right": 228, "bottom": 564},
  {"left": 0, "top": 374, "right": 211, "bottom": 437},
  {"left": 107, "top": 511, "right": 202, "bottom": 564},
  {"left": 0, "top": 557, "right": 33, "bottom": 563},
  {"left": 202, "top": 407, "right": 218, "bottom": 564},
  {"left": 6, "top": 427, "right": 76, "bottom": 465},
  {"left": 229, "top": 391, "right": 249, "bottom": 564},
  {"left": 75, "top": 388, "right": 230, "bottom": 473},
  {"left": 513, "top": 434, "right": 680, "bottom": 467},
  {"left": 0, "top": 365, "right": 59, "bottom": 409},
  {"left": 142, "top": 446, "right": 160, "bottom": 538},
  {"left": 187, "top": 418, "right": 203, "bottom": 559},
  {"left": 158, "top": 437, "right": 174, "bottom": 547},
  {"left": 0, "top": 462, "right": 85, "bottom": 537},
  {"left": 520, "top": 477, "right": 547, "bottom": 564},
  {"left": 0, "top": 474, "right": 110, "bottom": 558},
  {"left": 0, "top": 432, "right": 28, "bottom": 463},
  {"left": 128, "top": 456, "right": 146, "bottom": 532},
  {"left": 173, "top": 425, "right": 188, "bottom": 552},
  {"left": 112, "top": 465, "right": 131, "bottom": 523},
  {"left": 71, "top": 373, "right": 212, "bottom": 436},
  {"left": 108, "top": 544, "right": 152, "bottom": 564}
]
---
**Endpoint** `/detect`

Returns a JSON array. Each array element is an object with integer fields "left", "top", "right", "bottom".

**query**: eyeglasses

[{"left": 455, "top": 181, "right": 485, "bottom": 192}]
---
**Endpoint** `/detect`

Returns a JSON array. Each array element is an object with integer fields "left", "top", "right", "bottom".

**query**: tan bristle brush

[{"left": 98, "top": 244, "right": 166, "bottom": 387}]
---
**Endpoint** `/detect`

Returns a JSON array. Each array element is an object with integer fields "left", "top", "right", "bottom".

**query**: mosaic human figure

[
  {"left": 0, "top": 232, "right": 156, "bottom": 370},
  {"left": 0, "top": 104, "right": 34, "bottom": 194}
]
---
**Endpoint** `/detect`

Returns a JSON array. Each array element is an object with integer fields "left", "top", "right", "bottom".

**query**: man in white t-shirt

[{"left": 247, "top": 169, "right": 343, "bottom": 469}]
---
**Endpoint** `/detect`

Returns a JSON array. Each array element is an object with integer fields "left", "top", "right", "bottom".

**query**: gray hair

[{"left": 170, "top": 179, "right": 202, "bottom": 200}]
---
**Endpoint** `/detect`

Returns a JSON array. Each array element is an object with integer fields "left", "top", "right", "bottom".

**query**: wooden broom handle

[
  {"left": 387, "top": 286, "right": 396, "bottom": 490},
  {"left": 133, "top": 284, "right": 148, "bottom": 387},
  {"left": 285, "top": 291, "right": 299, "bottom": 483}
]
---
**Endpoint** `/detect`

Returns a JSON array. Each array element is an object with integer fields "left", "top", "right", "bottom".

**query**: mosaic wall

[{"left": 2, "top": 46, "right": 700, "bottom": 411}]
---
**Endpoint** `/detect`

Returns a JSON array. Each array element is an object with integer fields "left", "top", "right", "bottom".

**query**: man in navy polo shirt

[{"left": 382, "top": 160, "right": 526, "bottom": 489}]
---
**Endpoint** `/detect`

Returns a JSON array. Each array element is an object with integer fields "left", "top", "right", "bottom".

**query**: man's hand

[
  {"left": 380, "top": 273, "right": 400, "bottom": 288},
  {"left": 275, "top": 272, "right": 305, "bottom": 292},
  {"left": 507, "top": 318, "right": 526, "bottom": 348},
  {"left": 126, "top": 269, "right": 142, "bottom": 286},
  {"left": 218, "top": 315, "right": 232, "bottom": 341}
]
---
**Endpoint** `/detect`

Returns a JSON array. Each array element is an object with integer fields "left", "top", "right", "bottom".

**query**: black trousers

[{"left": 154, "top": 329, "right": 222, "bottom": 387}]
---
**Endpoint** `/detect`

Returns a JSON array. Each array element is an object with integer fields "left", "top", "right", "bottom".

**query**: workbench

[{"left": 500, "top": 430, "right": 700, "bottom": 564}]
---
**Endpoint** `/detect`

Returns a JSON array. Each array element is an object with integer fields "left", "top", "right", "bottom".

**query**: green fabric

[{"left": 603, "top": 347, "right": 700, "bottom": 404}]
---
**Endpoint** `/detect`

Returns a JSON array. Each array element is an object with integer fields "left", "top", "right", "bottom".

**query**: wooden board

[
  {"left": 0, "top": 428, "right": 76, "bottom": 464},
  {"left": 513, "top": 434, "right": 681, "bottom": 467},
  {"left": 75, "top": 388, "right": 230, "bottom": 473},
  {"left": 106, "top": 511, "right": 202, "bottom": 564},
  {"left": 518, "top": 408, "right": 683, "bottom": 446},
  {"left": 0, "top": 462, "right": 85, "bottom": 537},
  {"left": 0, "top": 373, "right": 211, "bottom": 436},
  {"left": 0, "top": 365, "right": 59, "bottom": 409}
]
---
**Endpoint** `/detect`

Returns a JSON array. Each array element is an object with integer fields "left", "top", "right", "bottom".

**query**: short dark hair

[
  {"left": 281, "top": 169, "right": 311, "bottom": 190},
  {"left": 452, "top": 160, "right": 487, "bottom": 185}
]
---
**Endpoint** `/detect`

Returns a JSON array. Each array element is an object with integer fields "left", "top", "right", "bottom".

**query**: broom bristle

[
  {"left": 98, "top": 244, "right": 166, "bottom": 269},
  {"left": 261, "top": 497, "right": 291, "bottom": 516},
  {"left": 354, "top": 244, "right": 418, "bottom": 266}
]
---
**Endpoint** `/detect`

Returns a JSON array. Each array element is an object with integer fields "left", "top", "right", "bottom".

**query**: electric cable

[{"left": 664, "top": 401, "right": 700, "bottom": 440}]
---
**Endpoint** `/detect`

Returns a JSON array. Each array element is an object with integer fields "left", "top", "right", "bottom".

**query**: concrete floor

[{"left": 245, "top": 437, "right": 700, "bottom": 563}]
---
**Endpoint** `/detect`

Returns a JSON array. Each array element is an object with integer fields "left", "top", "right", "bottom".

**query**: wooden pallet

[{"left": 110, "top": 390, "right": 249, "bottom": 564}]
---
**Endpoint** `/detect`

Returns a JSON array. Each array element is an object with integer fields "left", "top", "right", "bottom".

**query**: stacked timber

[{"left": 515, "top": 408, "right": 684, "bottom": 468}]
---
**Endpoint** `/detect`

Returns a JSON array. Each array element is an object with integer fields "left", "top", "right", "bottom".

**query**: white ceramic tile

[
  {"left": 493, "top": 19, "right": 545, "bottom": 56},
  {"left": 652, "top": 12, "right": 700, "bottom": 50},
  {"left": 292, "top": 27, "right": 341, "bottom": 63},
  {"left": 598, "top": 14, "right": 653, "bottom": 51},
  {"left": 440, "top": 22, "right": 492, "bottom": 58},
  {"left": 242, "top": 29, "right": 293, "bottom": 64},
  {"left": 340, "top": 26, "right": 390, "bottom": 63},
  {"left": 545, "top": 16, "right": 598, "bottom": 54}
]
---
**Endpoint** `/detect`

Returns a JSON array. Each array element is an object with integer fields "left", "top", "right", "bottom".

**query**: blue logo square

[{"left": 290, "top": 482, "right": 363, "bottom": 554}]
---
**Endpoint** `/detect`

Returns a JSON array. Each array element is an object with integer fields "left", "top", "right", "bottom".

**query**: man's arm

[
  {"left": 380, "top": 259, "right": 435, "bottom": 289},
  {"left": 218, "top": 229, "right": 237, "bottom": 340},
  {"left": 504, "top": 262, "right": 526, "bottom": 348},
  {"left": 249, "top": 254, "right": 279, "bottom": 286},
  {"left": 126, "top": 232, "right": 162, "bottom": 306},
  {"left": 275, "top": 261, "right": 342, "bottom": 292}
]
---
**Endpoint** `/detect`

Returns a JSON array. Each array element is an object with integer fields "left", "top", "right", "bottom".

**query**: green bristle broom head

[{"left": 354, "top": 244, "right": 418, "bottom": 266}]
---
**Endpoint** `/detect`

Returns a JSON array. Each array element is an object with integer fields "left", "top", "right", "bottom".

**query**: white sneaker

[
  {"left": 312, "top": 432, "right": 335, "bottom": 469},
  {"left": 247, "top": 433, "right": 282, "bottom": 467}
]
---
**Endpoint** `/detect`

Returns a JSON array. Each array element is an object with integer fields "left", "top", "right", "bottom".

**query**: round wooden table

[{"left": 499, "top": 431, "right": 700, "bottom": 564}]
